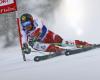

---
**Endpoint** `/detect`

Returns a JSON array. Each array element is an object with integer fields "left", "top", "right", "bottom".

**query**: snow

[{"left": 0, "top": 44, "right": 100, "bottom": 80}]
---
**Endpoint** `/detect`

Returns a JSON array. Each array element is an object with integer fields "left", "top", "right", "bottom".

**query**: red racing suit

[{"left": 21, "top": 18, "right": 91, "bottom": 52}]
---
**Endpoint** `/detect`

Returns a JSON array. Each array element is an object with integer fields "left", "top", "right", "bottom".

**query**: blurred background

[{"left": 0, "top": 0, "right": 100, "bottom": 49}]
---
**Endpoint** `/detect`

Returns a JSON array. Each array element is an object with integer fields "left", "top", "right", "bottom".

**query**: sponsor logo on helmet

[{"left": 22, "top": 16, "right": 26, "bottom": 21}]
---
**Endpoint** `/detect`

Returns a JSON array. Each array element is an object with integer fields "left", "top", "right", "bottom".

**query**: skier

[{"left": 20, "top": 13, "right": 92, "bottom": 54}]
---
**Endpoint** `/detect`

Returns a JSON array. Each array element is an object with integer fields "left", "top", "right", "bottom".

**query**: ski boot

[{"left": 75, "top": 40, "right": 92, "bottom": 48}]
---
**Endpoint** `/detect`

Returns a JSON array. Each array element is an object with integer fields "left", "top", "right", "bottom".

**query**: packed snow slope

[{"left": 0, "top": 45, "right": 100, "bottom": 80}]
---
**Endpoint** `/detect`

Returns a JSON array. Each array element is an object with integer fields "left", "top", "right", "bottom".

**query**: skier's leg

[
  {"left": 63, "top": 40, "right": 92, "bottom": 48},
  {"left": 42, "top": 32, "right": 76, "bottom": 47},
  {"left": 43, "top": 31, "right": 63, "bottom": 43},
  {"left": 29, "top": 41, "right": 65, "bottom": 52},
  {"left": 45, "top": 44, "right": 64, "bottom": 52},
  {"left": 41, "top": 30, "right": 92, "bottom": 48},
  {"left": 74, "top": 40, "right": 92, "bottom": 48},
  {"left": 53, "top": 34, "right": 63, "bottom": 43}
]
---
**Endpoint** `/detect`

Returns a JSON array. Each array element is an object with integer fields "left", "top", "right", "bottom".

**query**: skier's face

[
  {"left": 22, "top": 21, "right": 33, "bottom": 31},
  {"left": 25, "top": 25, "right": 33, "bottom": 31}
]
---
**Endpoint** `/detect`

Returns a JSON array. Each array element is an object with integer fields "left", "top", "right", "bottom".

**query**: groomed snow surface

[{"left": 0, "top": 44, "right": 100, "bottom": 80}]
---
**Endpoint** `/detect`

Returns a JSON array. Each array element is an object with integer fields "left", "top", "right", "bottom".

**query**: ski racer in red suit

[{"left": 20, "top": 13, "right": 92, "bottom": 54}]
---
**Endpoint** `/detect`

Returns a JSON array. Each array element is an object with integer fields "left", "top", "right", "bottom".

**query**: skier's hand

[
  {"left": 28, "top": 38, "right": 37, "bottom": 47},
  {"left": 22, "top": 43, "right": 31, "bottom": 54}
]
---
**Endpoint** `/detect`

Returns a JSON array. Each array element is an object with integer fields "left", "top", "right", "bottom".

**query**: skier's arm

[
  {"left": 21, "top": 30, "right": 28, "bottom": 44},
  {"left": 21, "top": 30, "right": 31, "bottom": 54}
]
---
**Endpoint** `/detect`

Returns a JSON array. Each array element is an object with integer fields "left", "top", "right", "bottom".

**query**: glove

[
  {"left": 28, "top": 38, "right": 37, "bottom": 47},
  {"left": 22, "top": 43, "right": 31, "bottom": 54}
]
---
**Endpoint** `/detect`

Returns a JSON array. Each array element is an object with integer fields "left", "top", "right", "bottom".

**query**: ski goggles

[{"left": 21, "top": 21, "right": 31, "bottom": 28}]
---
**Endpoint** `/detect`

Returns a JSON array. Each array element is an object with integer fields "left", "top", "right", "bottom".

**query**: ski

[
  {"left": 65, "top": 44, "right": 100, "bottom": 56},
  {"left": 34, "top": 44, "right": 100, "bottom": 62},
  {"left": 34, "top": 52, "right": 63, "bottom": 62}
]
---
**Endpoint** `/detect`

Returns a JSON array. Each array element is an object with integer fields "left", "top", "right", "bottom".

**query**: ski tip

[{"left": 34, "top": 56, "right": 41, "bottom": 62}]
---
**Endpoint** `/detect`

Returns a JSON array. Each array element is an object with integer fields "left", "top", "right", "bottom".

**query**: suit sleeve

[
  {"left": 34, "top": 18, "right": 43, "bottom": 28},
  {"left": 21, "top": 30, "right": 28, "bottom": 44}
]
